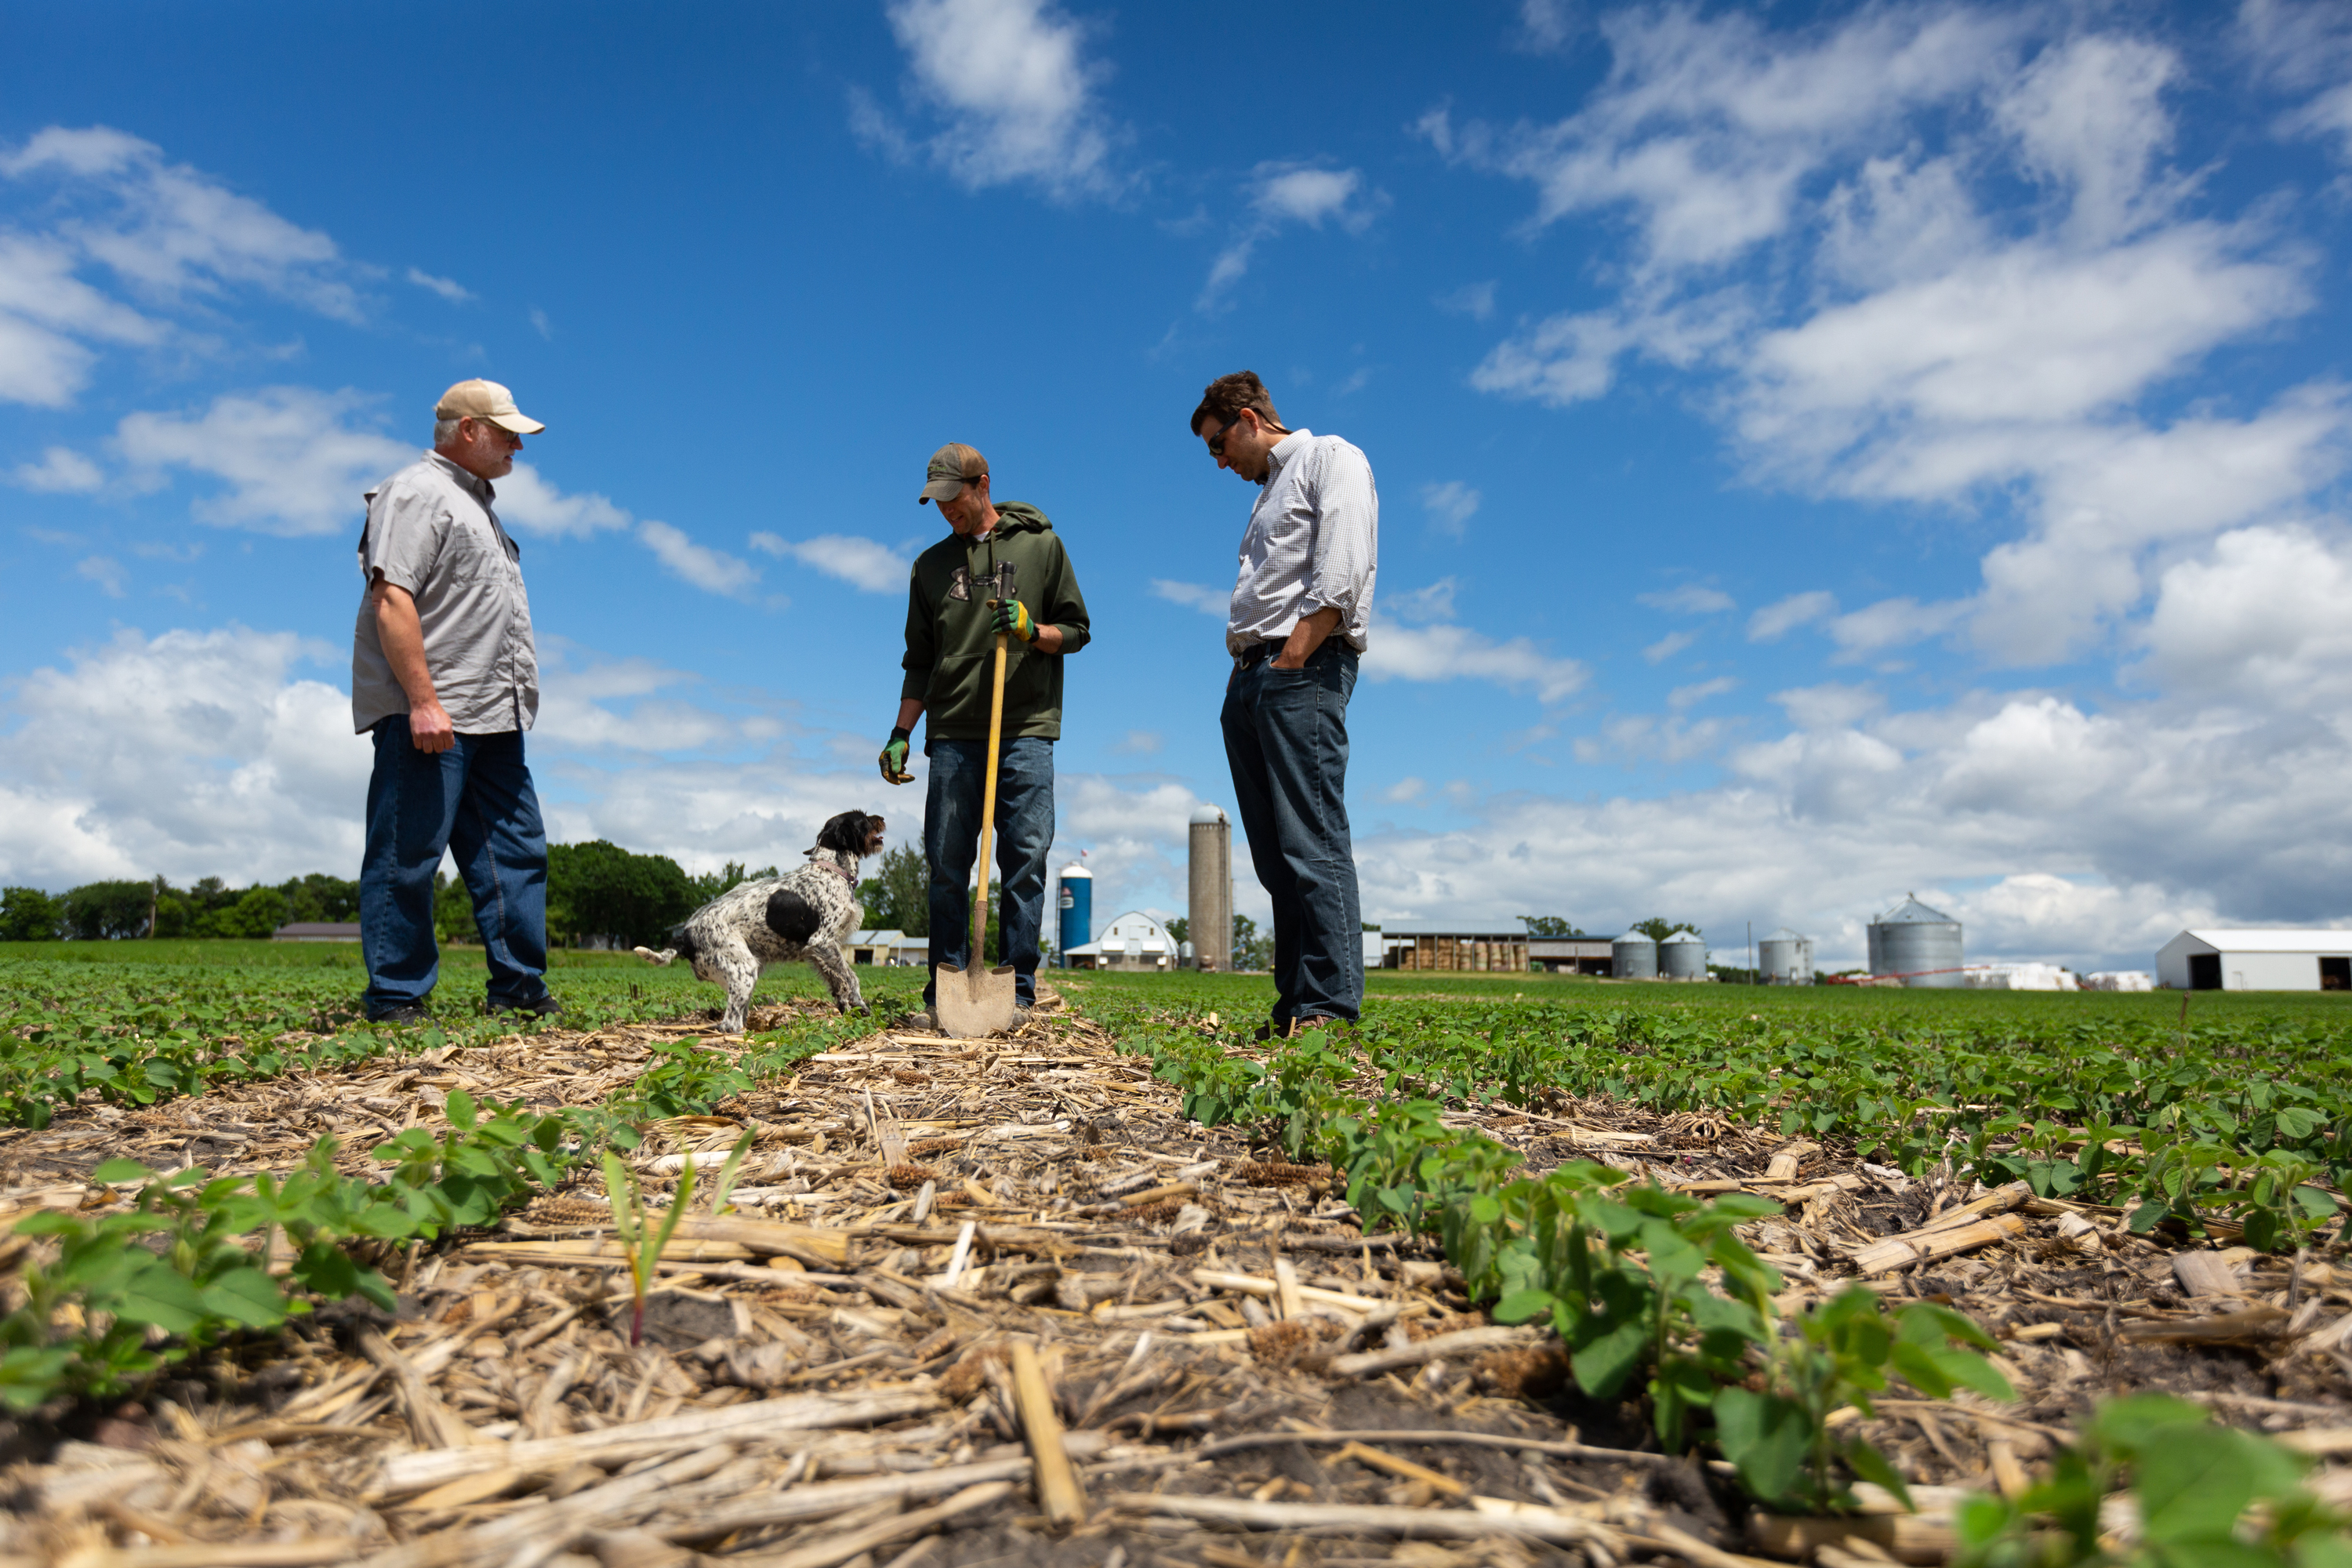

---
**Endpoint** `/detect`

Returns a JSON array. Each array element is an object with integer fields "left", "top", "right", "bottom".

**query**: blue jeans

[
  {"left": 924, "top": 736, "right": 1054, "bottom": 1008},
  {"left": 360, "top": 717, "right": 551, "bottom": 1017},
  {"left": 1222, "top": 642, "right": 1363, "bottom": 1027}
]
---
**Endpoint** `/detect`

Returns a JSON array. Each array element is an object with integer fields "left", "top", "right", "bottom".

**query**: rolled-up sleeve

[
  {"left": 362, "top": 483, "right": 447, "bottom": 595},
  {"left": 1296, "top": 443, "right": 1377, "bottom": 622}
]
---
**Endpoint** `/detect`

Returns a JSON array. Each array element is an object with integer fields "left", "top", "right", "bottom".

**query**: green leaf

[
  {"left": 1889, "top": 1341, "right": 1956, "bottom": 1399},
  {"left": 198, "top": 1267, "right": 289, "bottom": 1328},
  {"left": 1922, "top": 1347, "right": 2015, "bottom": 1402},
  {"left": 92, "top": 1157, "right": 157, "bottom": 1185},
  {"left": 1569, "top": 1313, "right": 1648, "bottom": 1399},
  {"left": 0, "top": 1345, "right": 73, "bottom": 1413},
  {"left": 1713, "top": 1387, "right": 1809, "bottom": 1504},
  {"left": 111, "top": 1259, "right": 206, "bottom": 1333},
  {"left": 1493, "top": 1289, "right": 1556, "bottom": 1325},
  {"left": 1844, "top": 1437, "right": 1914, "bottom": 1512},
  {"left": 1638, "top": 1217, "right": 1704, "bottom": 1284},
  {"left": 445, "top": 1088, "right": 478, "bottom": 1131},
  {"left": 2135, "top": 1428, "right": 2267, "bottom": 1543}
]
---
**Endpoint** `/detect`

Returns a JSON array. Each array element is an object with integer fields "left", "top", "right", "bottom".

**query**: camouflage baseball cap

[{"left": 917, "top": 442, "right": 986, "bottom": 504}]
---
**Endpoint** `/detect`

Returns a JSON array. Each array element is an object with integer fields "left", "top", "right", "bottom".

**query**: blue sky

[{"left": 4, "top": 0, "right": 2351, "bottom": 971}]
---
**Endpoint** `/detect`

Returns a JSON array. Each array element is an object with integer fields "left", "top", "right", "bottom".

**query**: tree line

[{"left": 0, "top": 840, "right": 954, "bottom": 953}]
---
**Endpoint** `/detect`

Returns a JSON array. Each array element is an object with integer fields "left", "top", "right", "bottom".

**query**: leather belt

[{"left": 1233, "top": 641, "right": 1284, "bottom": 670}]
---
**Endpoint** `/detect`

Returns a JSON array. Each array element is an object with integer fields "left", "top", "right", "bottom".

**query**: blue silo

[{"left": 1055, "top": 863, "right": 1093, "bottom": 967}]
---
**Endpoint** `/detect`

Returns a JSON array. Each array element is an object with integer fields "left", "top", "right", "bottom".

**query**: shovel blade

[{"left": 932, "top": 960, "right": 1022, "bottom": 1037}]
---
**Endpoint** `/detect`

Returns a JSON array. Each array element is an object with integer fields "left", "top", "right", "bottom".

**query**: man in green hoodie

[{"left": 881, "top": 443, "right": 1091, "bottom": 1024}]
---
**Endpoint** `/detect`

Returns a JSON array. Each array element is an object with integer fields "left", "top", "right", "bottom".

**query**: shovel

[{"left": 933, "top": 622, "right": 1022, "bottom": 1037}]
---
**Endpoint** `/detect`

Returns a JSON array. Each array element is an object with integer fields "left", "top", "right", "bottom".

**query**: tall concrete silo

[
  {"left": 1188, "top": 807, "right": 1232, "bottom": 971},
  {"left": 1870, "top": 894, "right": 1962, "bottom": 988},
  {"left": 1054, "top": 862, "right": 1092, "bottom": 967},
  {"left": 1611, "top": 927, "right": 1658, "bottom": 979},
  {"left": 1757, "top": 927, "right": 1813, "bottom": 985},
  {"left": 1660, "top": 929, "right": 1709, "bottom": 980}
]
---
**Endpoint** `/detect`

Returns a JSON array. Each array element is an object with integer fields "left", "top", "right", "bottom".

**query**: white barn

[
  {"left": 2155, "top": 930, "right": 2352, "bottom": 993},
  {"left": 1064, "top": 910, "right": 1178, "bottom": 971}
]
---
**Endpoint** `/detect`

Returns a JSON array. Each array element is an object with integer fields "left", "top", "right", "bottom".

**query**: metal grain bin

[
  {"left": 1870, "top": 894, "right": 1963, "bottom": 988},
  {"left": 1758, "top": 927, "right": 1813, "bottom": 985},
  {"left": 1610, "top": 929, "right": 1658, "bottom": 979},
  {"left": 1660, "top": 929, "right": 1709, "bottom": 980}
]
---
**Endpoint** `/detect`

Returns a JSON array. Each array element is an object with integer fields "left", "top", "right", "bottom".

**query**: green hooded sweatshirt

[{"left": 899, "top": 501, "right": 1091, "bottom": 745}]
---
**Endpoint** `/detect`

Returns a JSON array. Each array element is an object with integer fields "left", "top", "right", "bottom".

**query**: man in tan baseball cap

[
  {"left": 348, "top": 378, "right": 561, "bottom": 1025},
  {"left": 434, "top": 378, "right": 546, "bottom": 435}
]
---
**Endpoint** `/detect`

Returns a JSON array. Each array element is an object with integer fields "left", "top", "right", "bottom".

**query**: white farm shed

[
  {"left": 2155, "top": 930, "right": 2352, "bottom": 992},
  {"left": 1064, "top": 910, "right": 1178, "bottom": 971}
]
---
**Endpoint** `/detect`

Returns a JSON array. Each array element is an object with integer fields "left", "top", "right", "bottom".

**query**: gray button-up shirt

[
  {"left": 350, "top": 451, "right": 540, "bottom": 735},
  {"left": 1224, "top": 429, "right": 1378, "bottom": 655}
]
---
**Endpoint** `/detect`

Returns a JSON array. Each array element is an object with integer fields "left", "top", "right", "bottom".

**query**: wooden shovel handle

[{"left": 971, "top": 628, "right": 1009, "bottom": 964}]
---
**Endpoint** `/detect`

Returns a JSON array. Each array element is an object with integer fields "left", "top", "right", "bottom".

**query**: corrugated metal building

[{"left": 2156, "top": 930, "right": 2352, "bottom": 992}]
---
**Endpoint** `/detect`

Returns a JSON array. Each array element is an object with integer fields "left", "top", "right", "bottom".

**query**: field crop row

[
  {"left": 1, "top": 949, "right": 919, "bottom": 1410},
  {"left": 1076, "top": 977, "right": 2352, "bottom": 1247},
  {"left": 0, "top": 948, "right": 768, "bottom": 1127}
]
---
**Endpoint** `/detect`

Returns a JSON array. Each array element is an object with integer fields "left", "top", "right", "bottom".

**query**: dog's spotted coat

[{"left": 633, "top": 810, "right": 884, "bottom": 1033}]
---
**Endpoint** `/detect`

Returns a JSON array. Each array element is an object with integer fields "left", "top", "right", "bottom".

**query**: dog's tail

[{"left": 633, "top": 924, "right": 698, "bottom": 967}]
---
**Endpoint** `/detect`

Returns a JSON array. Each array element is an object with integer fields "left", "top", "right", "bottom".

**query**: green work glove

[
  {"left": 991, "top": 599, "right": 1036, "bottom": 643},
  {"left": 879, "top": 727, "right": 913, "bottom": 786}
]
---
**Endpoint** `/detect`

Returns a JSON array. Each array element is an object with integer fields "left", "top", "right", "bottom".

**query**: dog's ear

[{"left": 815, "top": 811, "right": 864, "bottom": 855}]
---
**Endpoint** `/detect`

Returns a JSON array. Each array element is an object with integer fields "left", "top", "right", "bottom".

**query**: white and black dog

[{"left": 633, "top": 810, "right": 886, "bottom": 1033}]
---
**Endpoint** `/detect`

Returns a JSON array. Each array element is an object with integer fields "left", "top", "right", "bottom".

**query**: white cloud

[
  {"left": 2240, "top": 0, "right": 2352, "bottom": 162},
  {"left": 1641, "top": 630, "right": 1695, "bottom": 664},
  {"left": 2136, "top": 523, "right": 2352, "bottom": 707},
  {"left": 405, "top": 267, "right": 473, "bottom": 303},
  {"left": 1772, "top": 682, "right": 1883, "bottom": 731},
  {"left": 0, "top": 234, "right": 166, "bottom": 406},
  {"left": 1109, "top": 730, "right": 1162, "bottom": 756},
  {"left": 1201, "top": 162, "right": 1385, "bottom": 306},
  {"left": 529, "top": 308, "right": 552, "bottom": 340},
  {"left": 1385, "top": 579, "right": 1461, "bottom": 623},
  {"left": 1993, "top": 34, "right": 2183, "bottom": 245},
  {"left": 1420, "top": 480, "right": 1481, "bottom": 536},
  {"left": 10, "top": 445, "right": 102, "bottom": 492},
  {"left": 1825, "top": 597, "right": 1967, "bottom": 660},
  {"left": 498, "top": 463, "right": 633, "bottom": 538},
  {"left": 748, "top": 532, "right": 912, "bottom": 593},
  {"left": 1436, "top": 281, "right": 1497, "bottom": 320},
  {"left": 1150, "top": 579, "right": 1228, "bottom": 615},
  {"left": 869, "top": 0, "right": 1124, "bottom": 200},
  {"left": 0, "top": 625, "right": 367, "bottom": 887},
  {"left": 1383, "top": 776, "right": 1427, "bottom": 804},
  {"left": 116, "top": 386, "right": 413, "bottom": 537},
  {"left": 1446, "top": 11, "right": 2350, "bottom": 669},
  {"left": 1747, "top": 590, "right": 1836, "bottom": 641},
  {"left": 75, "top": 555, "right": 126, "bottom": 597},
  {"left": 1519, "top": 0, "right": 1580, "bottom": 53},
  {"left": 1, "top": 125, "right": 358, "bottom": 320},
  {"left": 637, "top": 521, "right": 759, "bottom": 600},
  {"left": 1423, "top": 5, "right": 2022, "bottom": 270},
  {"left": 1639, "top": 583, "right": 1734, "bottom": 615},
  {"left": 1365, "top": 619, "right": 1590, "bottom": 704},
  {"left": 1668, "top": 676, "right": 1737, "bottom": 710},
  {"left": 1575, "top": 711, "right": 1729, "bottom": 765}
]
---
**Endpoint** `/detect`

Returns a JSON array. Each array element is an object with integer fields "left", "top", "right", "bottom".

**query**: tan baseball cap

[
  {"left": 917, "top": 442, "right": 986, "bottom": 504},
  {"left": 434, "top": 378, "right": 545, "bottom": 434}
]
